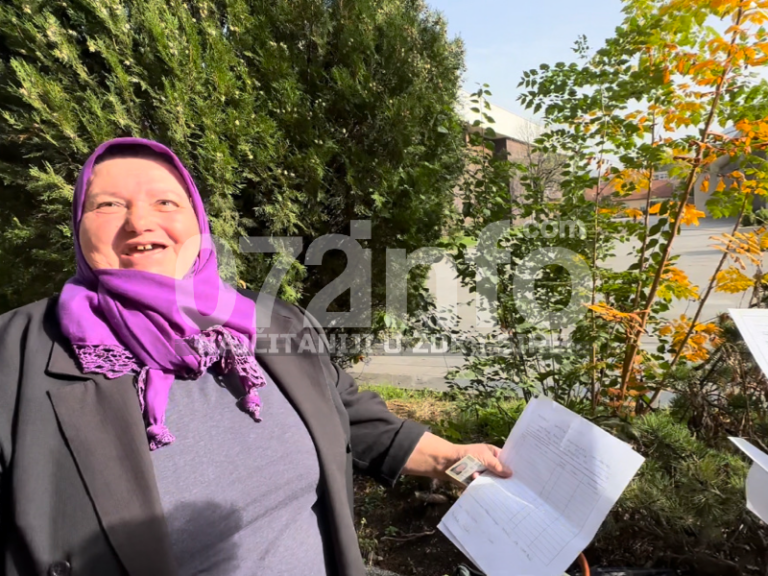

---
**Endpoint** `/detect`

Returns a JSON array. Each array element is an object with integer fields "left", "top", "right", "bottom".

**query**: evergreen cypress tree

[{"left": 0, "top": 0, "right": 466, "bottom": 315}]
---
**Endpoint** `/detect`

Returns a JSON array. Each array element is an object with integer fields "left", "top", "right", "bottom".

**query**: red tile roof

[{"left": 585, "top": 179, "right": 675, "bottom": 202}]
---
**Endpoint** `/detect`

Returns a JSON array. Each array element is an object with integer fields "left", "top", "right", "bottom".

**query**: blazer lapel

[{"left": 46, "top": 338, "right": 176, "bottom": 576}]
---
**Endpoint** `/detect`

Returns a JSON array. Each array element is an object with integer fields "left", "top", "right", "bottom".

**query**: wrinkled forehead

[
  {"left": 87, "top": 145, "right": 185, "bottom": 191},
  {"left": 86, "top": 157, "right": 189, "bottom": 200}
]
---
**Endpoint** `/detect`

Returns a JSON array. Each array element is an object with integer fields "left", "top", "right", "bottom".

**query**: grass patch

[
  {"left": 360, "top": 384, "right": 524, "bottom": 445},
  {"left": 360, "top": 383, "right": 451, "bottom": 402}
]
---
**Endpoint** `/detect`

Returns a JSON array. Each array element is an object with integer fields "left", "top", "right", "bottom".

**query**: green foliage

[
  {"left": 667, "top": 312, "right": 768, "bottom": 445},
  {"left": 623, "top": 412, "right": 748, "bottom": 537},
  {"left": 597, "top": 411, "right": 767, "bottom": 573},
  {"left": 740, "top": 206, "right": 768, "bottom": 227},
  {"left": 0, "top": 0, "right": 466, "bottom": 313},
  {"left": 446, "top": 87, "right": 628, "bottom": 408},
  {"left": 358, "top": 383, "right": 447, "bottom": 402},
  {"left": 359, "top": 383, "right": 524, "bottom": 445}
]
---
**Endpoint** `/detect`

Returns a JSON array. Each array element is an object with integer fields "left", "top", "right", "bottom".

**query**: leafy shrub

[{"left": 597, "top": 411, "right": 766, "bottom": 575}]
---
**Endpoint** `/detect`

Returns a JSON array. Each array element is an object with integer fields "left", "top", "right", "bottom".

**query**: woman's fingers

[
  {"left": 479, "top": 445, "right": 512, "bottom": 478},
  {"left": 443, "top": 443, "right": 513, "bottom": 484}
]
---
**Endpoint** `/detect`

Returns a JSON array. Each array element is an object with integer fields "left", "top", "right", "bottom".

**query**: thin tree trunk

[
  {"left": 590, "top": 80, "right": 611, "bottom": 413},
  {"left": 643, "top": 192, "right": 750, "bottom": 411},
  {"left": 632, "top": 108, "right": 658, "bottom": 310},
  {"left": 618, "top": 6, "right": 744, "bottom": 402}
]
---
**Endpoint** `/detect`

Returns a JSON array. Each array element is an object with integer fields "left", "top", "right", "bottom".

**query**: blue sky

[{"left": 426, "top": 0, "right": 626, "bottom": 120}]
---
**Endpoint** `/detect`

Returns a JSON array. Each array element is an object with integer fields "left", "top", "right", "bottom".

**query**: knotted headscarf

[{"left": 58, "top": 137, "right": 267, "bottom": 450}]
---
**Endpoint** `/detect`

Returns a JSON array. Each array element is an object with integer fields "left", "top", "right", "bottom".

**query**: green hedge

[{"left": 0, "top": 0, "right": 466, "bottom": 313}]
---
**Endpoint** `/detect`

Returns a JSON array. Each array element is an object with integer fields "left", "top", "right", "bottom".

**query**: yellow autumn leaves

[
  {"left": 586, "top": 224, "right": 768, "bottom": 366},
  {"left": 711, "top": 229, "right": 766, "bottom": 270},
  {"left": 659, "top": 266, "right": 699, "bottom": 300},
  {"left": 714, "top": 268, "right": 758, "bottom": 293},
  {"left": 711, "top": 228, "right": 768, "bottom": 293},
  {"left": 699, "top": 177, "right": 728, "bottom": 193},
  {"left": 681, "top": 205, "right": 707, "bottom": 226},
  {"left": 587, "top": 302, "right": 644, "bottom": 329},
  {"left": 648, "top": 202, "right": 706, "bottom": 226},
  {"left": 611, "top": 169, "right": 651, "bottom": 195},
  {"left": 659, "top": 315, "right": 723, "bottom": 363},
  {"left": 735, "top": 118, "right": 768, "bottom": 143},
  {"left": 588, "top": 304, "right": 722, "bottom": 363}
]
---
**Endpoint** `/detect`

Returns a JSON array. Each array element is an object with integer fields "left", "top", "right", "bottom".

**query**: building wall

[
  {"left": 493, "top": 137, "right": 531, "bottom": 161},
  {"left": 624, "top": 198, "right": 647, "bottom": 210},
  {"left": 458, "top": 91, "right": 542, "bottom": 143},
  {"left": 452, "top": 134, "right": 538, "bottom": 225}
]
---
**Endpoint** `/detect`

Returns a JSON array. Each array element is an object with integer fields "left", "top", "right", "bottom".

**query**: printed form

[
  {"left": 728, "top": 309, "right": 768, "bottom": 379},
  {"left": 728, "top": 308, "right": 768, "bottom": 525},
  {"left": 438, "top": 397, "right": 644, "bottom": 576},
  {"left": 729, "top": 438, "right": 768, "bottom": 524}
]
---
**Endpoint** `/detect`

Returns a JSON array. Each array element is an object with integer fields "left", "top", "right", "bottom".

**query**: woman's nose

[{"left": 123, "top": 205, "right": 155, "bottom": 233}]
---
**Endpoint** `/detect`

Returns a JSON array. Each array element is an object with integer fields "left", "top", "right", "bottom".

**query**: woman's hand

[
  {"left": 402, "top": 432, "right": 512, "bottom": 484},
  {"left": 445, "top": 442, "right": 513, "bottom": 484}
]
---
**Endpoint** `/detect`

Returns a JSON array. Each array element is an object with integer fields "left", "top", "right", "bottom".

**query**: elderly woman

[{"left": 0, "top": 138, "right": 510, "bottom": 576}]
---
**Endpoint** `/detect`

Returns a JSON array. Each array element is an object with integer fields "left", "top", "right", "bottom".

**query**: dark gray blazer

[{"left": 0, "top": 292, "right": 427, "bottom": 576}]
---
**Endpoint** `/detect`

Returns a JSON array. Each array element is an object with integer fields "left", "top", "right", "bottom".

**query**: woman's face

[{"left": 79, "top": 156, "right": 201, "bottom": 279}]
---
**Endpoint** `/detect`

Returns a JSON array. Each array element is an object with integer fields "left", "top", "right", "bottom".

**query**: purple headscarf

[{"left": 57, "top": 137, "right": 267, "bottom": 450}]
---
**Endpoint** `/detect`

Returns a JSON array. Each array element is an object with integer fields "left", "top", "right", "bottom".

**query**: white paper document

[
  {"left": 728, "top": 308, "right": 768, "bottom": 379},
  {"left": 725, "top": 309, "right": 768, "bottom": 524},
  {"left": 730, "top": 437, "right": 768, "bottom": 524},
  {"left": 438, "top": 397, "right": 645, "bottom": 576}
]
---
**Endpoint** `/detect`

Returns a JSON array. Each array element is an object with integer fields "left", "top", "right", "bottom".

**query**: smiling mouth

[{"left": 123, "top": 243, "right": 168, "bottom": 256}]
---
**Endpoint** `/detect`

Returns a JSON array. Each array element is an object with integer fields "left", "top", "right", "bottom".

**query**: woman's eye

[
  {"left": 156, "top": 199, "right": 179, "bottom": 209},
  {"left": 95, "top": 201, "right": 124, "bottom": 212}
]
